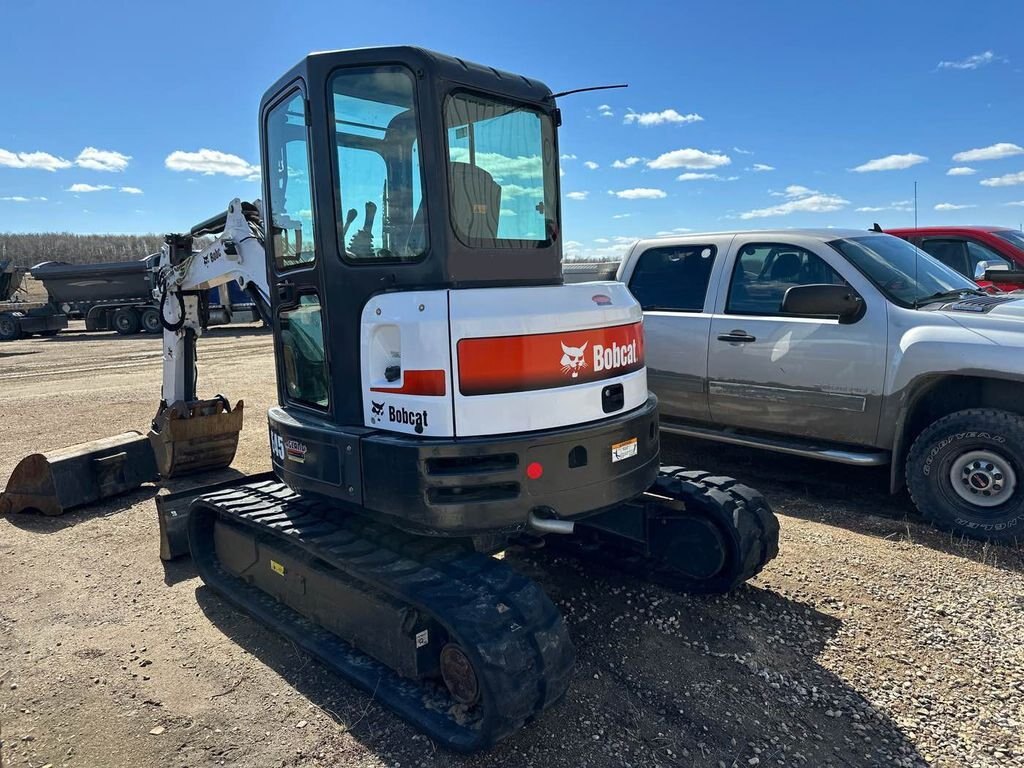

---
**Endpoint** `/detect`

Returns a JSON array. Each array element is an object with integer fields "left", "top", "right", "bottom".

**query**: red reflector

[
  {"left": 526, "top": 461, "right": 544, "bottom": 480},
  {"left": 369, "top": 369, "right": 447, "bottom": 396}
]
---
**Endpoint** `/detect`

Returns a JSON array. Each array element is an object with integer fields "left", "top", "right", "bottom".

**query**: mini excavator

[{"left": 2, "top": 47, "right": 779, "bottom": 751}]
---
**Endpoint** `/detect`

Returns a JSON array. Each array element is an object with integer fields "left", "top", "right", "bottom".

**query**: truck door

[
  {"left": 622, "top": 237, "right": 731, "bottom": 424},
  {"left": 706, "top": 238, "right": 886, "bottom": 447}
]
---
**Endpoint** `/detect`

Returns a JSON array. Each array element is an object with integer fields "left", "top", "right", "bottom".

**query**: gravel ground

[{"left": 1, "top": 325, "right": 1022, "bottom": 767}]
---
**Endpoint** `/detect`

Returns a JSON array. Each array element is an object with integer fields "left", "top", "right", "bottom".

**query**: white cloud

[
  {"left": 1004, "top": 201, "right": 1024, "bottom": 207},
  {"left": 676, "top": 172, "right": 720, "bottom": 181},
  {"left": 851, "top": 153, "right": 928, "bottom": 172},
  {"left": 566, "top": 191, "right": 589, "bottom": 200},
  {"left": 855, "top": 200, "right": 913, "bottom": 213},
  {"left": 0, "top": 195, "right": 47, "bottom": 202},
  {"left": 609, "top": 188, "right": 667, "bottom": 200},
  {"left": 623, "top": 109, "right": 703, "bottom": 126},
  {"left": 0, "top": 149, "right": 72, "bottom": 172},
  {"left": 120, "top": 186, "right": 143, "bottom": 195},
  {"left": 751, "top": 163, "right": 775, "bottom": 172},
  {"left": 937, "top": 51, "right": 1005, "bottom": 70},
  {"left": 952, "top": 142, "right": 1024, "bottom": 163},
  {"left": 67, "top": 183, "right": 113, "bottom": 192},
  {"left": 560, "top": 153, "right": 577, "bottom": 160},
  {"left": 980, "top": 171, "right": 1024, "bottom": 187},
  {"left": 611, "top": 156, "right": 642, "bottom": 169},
  {"left": 947, "top": 166, "right": 977, "bottom": 176},
  {"left": 770, "top": 185, "right": 819, "bottom": 198},
  {"left": 733, "top": 147, "right": 754, "bottom": 155},
  {"left": 740, "top": 187, "right": 849, "bottom": 220},
  {"left": 934, "top": 203, "right": 976, "bottom": 211},
  {"left": 598, "top": 104, "right": 614, "bottom": 118},
  {"left": 611, "top": 214, "right": 631, "bottom": 219},
  {"left": 648, "top": 148, "right": 731, "bottom": 170},
  {"left": 165, "top": 148, "right": 261, "bottom": 180},
  {"left": 75, "top": 147, "right": 130, "bottom": 172},
  {"left": 583, "top": 160, "right": 599, "bottom": 170}
]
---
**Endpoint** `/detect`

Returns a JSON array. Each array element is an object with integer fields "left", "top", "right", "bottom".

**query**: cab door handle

[{"left": 717, "top": 330, "right": 756, "bottom": 343}]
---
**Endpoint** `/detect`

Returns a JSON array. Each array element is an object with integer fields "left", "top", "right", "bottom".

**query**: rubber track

[
  {"left": 553, "top": 466, "right": 780, "bottom": 594},
  {"left": 188, "top": 479, "right": 574, "bottom": 752}
]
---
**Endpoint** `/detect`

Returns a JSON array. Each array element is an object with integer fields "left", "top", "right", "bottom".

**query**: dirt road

[{"left": 1, "top": 326, "right": 1022, "bottom": 767}]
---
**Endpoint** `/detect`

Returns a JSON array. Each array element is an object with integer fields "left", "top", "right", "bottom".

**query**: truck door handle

[{"left": 717, "top": 330, "right": 756, "bottom": 343}]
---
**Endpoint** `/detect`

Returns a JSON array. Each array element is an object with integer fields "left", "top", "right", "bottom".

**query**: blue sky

[{"left": 1, "top": 0, "right": 1022, "bottom": 259}]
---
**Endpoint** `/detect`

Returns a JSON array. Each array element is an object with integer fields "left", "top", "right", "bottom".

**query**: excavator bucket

[
  {"left": 148, "top": 398, "right": 244, "bottom": 479},
  {"left": 0, "top": 431, "right": 158, "bottom": 516}
]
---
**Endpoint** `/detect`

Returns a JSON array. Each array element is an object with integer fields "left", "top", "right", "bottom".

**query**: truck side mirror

[
  {"left": 980, "top": 264, "right": 1024, "bottom": 284},
  {"left": 975, "top": 260, "right": 1009, "bottom": 281},
  {"left": 781, "top": 284, "right": 864, "bottom": 324}
]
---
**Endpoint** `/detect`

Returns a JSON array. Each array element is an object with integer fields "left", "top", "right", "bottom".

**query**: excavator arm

[{"left": 149, "top": 198, "right": 272, "bottom": 477}]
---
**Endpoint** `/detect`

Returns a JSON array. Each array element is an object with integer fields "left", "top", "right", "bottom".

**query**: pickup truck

[
  {"left": 883, "top": 225, "right": 1024, "bottom": 292},
  {"left": 614, "top": 229, "right": 1024, "bottom": 540}
]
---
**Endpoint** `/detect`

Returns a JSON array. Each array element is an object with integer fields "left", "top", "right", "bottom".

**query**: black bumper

[{"left": 360, "top": 396, "right": 660, "bottom": 535}]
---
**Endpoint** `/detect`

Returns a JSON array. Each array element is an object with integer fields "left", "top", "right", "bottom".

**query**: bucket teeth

[
  {"left": 149, "top": 398, "right": 245, "bottom": 479},
  {"left": 0, "top": 431, "right": 158, "bottom": 516}
]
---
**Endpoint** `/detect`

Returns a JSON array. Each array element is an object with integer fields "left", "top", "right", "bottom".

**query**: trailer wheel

[
  {"left": 141, "top": 308, "right": 162, "bottom": 334},
  {"left": 113, "top": 307, "right": 141, "bottom": 335},
  {"left": 0, "top": 315, "right": 22, "bottom": 341}
]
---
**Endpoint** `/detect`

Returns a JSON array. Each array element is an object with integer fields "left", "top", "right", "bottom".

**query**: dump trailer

[
  {"left": 0, "top": 259, "right": 68, "bottom": 341},
  {"left": 1, "top": 47, "right": 780, "bottom": 751}
]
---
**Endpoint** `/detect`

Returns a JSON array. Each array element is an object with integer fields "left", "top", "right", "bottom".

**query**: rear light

[{"left": 526, "top": 461, "right": 544, "bottom": 480}]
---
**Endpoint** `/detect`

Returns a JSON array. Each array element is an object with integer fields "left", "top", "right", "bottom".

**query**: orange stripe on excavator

[
  {"left": 370, "top": 369, "right": 447, "bottom": 396},
  {"left": 458, "top": 321, "right": 644, "bottom": 396}
]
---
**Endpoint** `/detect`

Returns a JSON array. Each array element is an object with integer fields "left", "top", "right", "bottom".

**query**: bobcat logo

[
  {"left": 371, "top": 400, "right": 385, "bottom": 423},
  {"left": 560, "top": 341, "right": 588, "bottom": 378}
]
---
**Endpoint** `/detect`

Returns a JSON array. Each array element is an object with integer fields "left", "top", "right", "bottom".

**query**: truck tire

[
  {"left": 112, "top": 307, "right": 141, "bottom": 335},
  {"left": 141, "top": 307, "right": 162, "bottom": 334},
  {"left": 906, "top": 408, "right": 1024, "bottom": 541},
  {"left": 0, "top": 315, "right": 22, "bottom": 341}
]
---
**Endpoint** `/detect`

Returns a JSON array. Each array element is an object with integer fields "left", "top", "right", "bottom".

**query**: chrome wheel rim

[{"left": 949, "top": 450, "right": 1017, "bottom": 508}]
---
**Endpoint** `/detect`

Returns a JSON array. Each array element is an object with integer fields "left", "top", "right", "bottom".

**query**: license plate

[{"left": 611, "top": 437, "right": 638, "bottom": 463}]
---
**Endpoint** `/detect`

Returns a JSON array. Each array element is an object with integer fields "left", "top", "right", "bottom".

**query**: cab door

[
  {"left": 706, "top": 238, "right": 886, "bottom": 447},
  {"left": 263, "top": 85, "right": 332, "bottom": 416}
]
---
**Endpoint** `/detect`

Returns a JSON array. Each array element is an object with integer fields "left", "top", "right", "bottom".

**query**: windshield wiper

[{"left": 913, "top": 288, "right": 986, "bottom": 308}]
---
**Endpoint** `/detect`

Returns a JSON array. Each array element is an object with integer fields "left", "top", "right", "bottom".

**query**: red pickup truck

[{"left": 884, "top": 226, "right": 1024, "bottom": 291}]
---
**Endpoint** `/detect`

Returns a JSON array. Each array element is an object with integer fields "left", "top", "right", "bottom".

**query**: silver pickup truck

[{"left": 613, "top": 229, "right": 1024, "bottom": 540}]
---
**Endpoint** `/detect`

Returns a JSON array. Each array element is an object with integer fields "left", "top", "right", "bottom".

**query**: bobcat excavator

[{"left": 1, "top": 47, "right": 779, "bottom": 751}]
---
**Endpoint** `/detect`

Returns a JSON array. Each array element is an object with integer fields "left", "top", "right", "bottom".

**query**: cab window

[
  {"left": 727, "top": 243, "right": 847, "bottom": 315},
  {"left": 266, "top": 91, "right": 316, "bottom": 271},
  {"left": 279, "top": 294, "right": 329, "bottom": 409},
  {"left": 628, "top": 245, "right": 717, "bottom": 312}
]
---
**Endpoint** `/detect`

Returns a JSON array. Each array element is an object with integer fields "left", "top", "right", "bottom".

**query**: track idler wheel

[{"left": 555, "top": 466, "right": 780, "bottom": 594}]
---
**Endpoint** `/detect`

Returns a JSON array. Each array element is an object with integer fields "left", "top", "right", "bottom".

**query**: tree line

[{"left": 0, "top": 233, "right": 165, "bottom": 268}]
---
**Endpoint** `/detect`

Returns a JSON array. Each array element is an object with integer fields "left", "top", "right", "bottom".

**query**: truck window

[
  {"left": 726, "top": 243, "right": 846, "bottom": 315},
  {"left": 919, "top": 239, "right": 969, "bottom": 275},
  {"left": 279, "top": 294, "right": 329, "bottom": 409},
  {"left": 628, "top": 245, "right": 717, "bottom": 312},
  {"left": 266, "top": 91, "right": 317, "bottom": 271}
]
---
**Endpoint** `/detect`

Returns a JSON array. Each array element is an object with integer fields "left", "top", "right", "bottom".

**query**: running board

[{"left": 660, "top": 422, "right": 889, "bottom": 467}]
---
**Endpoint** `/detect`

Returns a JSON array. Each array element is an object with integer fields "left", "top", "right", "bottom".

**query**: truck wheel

[
  {"left": 113, "top": 307, "right": 141, "bottom": 335},
  {"left": 906, "top": 408, "right": 1024, "bottom": 541},
  {"left": 141, "top": 308, "right": 162, "bottom": 334},
  {"left": 0, "top": 315, "right": 22, "bottom": 341}
]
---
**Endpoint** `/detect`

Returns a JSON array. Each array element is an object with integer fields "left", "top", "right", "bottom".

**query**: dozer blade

[
  {"left": 0, "top": 431, "right": 158, "bottom": 516},
  {"left": 149, "top": 398, "right": 244, "bottom": 479}
]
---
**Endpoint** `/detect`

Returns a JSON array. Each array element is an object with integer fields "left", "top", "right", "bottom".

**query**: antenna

[
  {"left": 914, "top": 181, "right": 918, "bottom": 228},
  {"left": 550, "top": 84, "right": 628, "bottom": 99}
]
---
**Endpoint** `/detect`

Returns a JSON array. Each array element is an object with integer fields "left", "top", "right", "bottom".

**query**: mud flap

[
  {"left": 0, "top": 431, "right": 158, "bottom": 516},
  {"left": 149, "top": 398, "right": 244, "bottom": 479}
]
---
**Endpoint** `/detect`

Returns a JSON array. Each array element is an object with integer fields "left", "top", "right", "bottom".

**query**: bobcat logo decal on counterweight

[
  {"left": 370, "top": 400, "right": 385, "bottom": 424},
  {"left": 560, "top": 341, "right": 588, "bottom": 378}
]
